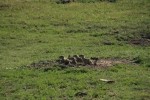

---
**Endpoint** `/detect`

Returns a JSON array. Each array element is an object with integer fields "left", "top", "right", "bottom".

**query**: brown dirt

[
  {"left": 95, "top": 58, "right": 131, "bottom": 68},
  {"left": 28, "top": 60, "right": 56, "bottom": 69},
  {"left": 28, "top": 58, "right": 133, "bottom": 69},
  {"left": 0, "top": 4, "right": 11, "bottom": 10},
  {"left": 129, "top": 38, "right": 150, "bottom": 46}
]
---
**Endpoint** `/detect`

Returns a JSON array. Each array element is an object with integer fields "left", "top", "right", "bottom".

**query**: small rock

[{"left": 100, "top": 79, "right": 115, "bottom": 83}]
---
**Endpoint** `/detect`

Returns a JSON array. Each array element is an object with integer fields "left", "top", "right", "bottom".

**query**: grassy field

[{"left": 0, "top": 0, "right": 150, "bottom": 99}]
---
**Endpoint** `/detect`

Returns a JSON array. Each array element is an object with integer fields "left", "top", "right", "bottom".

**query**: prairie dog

[
  {"left": 59, "top": 56, "right": 70, "bottom": 65},
  {"left": 79, "top": 55, "right": 93, "bottom": 65},
  {"left": 73, "top": 55, "right": 83, "bottom": 63},
  {"left": 91, "top": 57, "right": 99, "bottom": 65}
]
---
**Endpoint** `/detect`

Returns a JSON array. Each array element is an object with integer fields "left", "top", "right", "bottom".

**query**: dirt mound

[
  {"left": 0, "top": 3, "right": 11, "bottom": 10},
  {"left": 96, "top": 58, "right": 131, "bottom": 68},
  {"left": 28, "top": 55, "right": 133, "bottom": 69},
  {"left": 56, "top": 0, "right": 74, "bottom": 4},
  {"left": 29, "top": 60, "right": 56, "bottom": 69},
  {"left": 129, "top": 38, "right": 150, "bottom": 46}
]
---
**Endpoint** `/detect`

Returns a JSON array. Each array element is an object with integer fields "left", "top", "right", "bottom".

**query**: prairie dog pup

[
  {"left": 79, "top": 55, "right": 93, "bottom": 65},
  {"left": 91, "top": 57, "right": 99, "bottom": 65},
  {"left": 68, "top": 56, "right": 77, "bottom": 65},
  {"left": 59, "top": 56, "right": 70, "bottom": 65},
  {"left": 73, "top": 55, "right": 83, "bottom": 63}
]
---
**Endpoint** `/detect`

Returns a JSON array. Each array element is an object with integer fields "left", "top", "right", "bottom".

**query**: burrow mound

[
  {"left": 129, "top": 38, "right": 150, "bottom": 46},
  {"left": 129, "top": 33, "right": 150, "bottom": 46},
  {"left": 56, "top": 0, "right": 116, "bottom": 4},
  {"left": 28, "top": 55, "right": 135, "bottom": 69}
]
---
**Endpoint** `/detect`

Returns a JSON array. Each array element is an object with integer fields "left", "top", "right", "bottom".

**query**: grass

[
  {"left": 0, "top": 65, "right": 150, "bottom": 99},
  {"left": 0, "top": 0, "right": 150, "bottom": 99}
]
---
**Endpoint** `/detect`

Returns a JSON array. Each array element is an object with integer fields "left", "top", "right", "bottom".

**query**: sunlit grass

[{"left": 0, "top": 0, "right": 150, "bottom": 99}]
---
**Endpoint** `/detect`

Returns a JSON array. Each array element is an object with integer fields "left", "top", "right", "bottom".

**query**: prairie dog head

[
  {"left": 59, "top": 56, "right": 65, "bottom": 60},
  {"left": 79, "top": 55, "right": 85, "bottom": 59}
]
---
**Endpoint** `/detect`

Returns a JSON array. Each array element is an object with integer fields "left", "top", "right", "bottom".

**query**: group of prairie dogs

[{"left": 57, "top": 55, "right": 99, "bottom": 66}]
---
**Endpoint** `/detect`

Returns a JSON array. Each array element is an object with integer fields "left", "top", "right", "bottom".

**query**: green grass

[
  {"left": 1, "top": 65, "right": 150, "bottom": 99},
  {"left": 0, "top": 0, "right": 150, "bottom": 99}
]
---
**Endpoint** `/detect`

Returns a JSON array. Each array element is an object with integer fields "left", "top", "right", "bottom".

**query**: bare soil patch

[
  {"left": 28, "top": 60, "right": 56, "bottom": 69},
  {"left": 28, "top": 55, "right": 134, "bottom": 70},
  {"left": 129, "top": 38, "right": 150, "bottom": 46},
  {"left": 95, "top": 58, "right": 131, "bottom": 68},
  {"left": 0, "top": 4, "right": 11, "bottom": 10}
]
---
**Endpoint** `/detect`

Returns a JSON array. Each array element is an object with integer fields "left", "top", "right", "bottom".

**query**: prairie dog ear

[
  {"left": 68, "top": 55, "right": 71, "bottom": 58},
  {"left": 79, "top": 55, "right": 85, "bottom": 58},
  {"left": 59, "top": 56, "right": 64, "bottom": 59}
]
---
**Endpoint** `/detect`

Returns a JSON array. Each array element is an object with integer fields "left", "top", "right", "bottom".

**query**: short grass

[{"left": 0, "top": 0, "right": 150, "bottom": 99}]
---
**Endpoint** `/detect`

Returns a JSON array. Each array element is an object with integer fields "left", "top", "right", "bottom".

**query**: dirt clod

[{"left": 75, "top": 92, "right": 87, "bottom": 97}]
